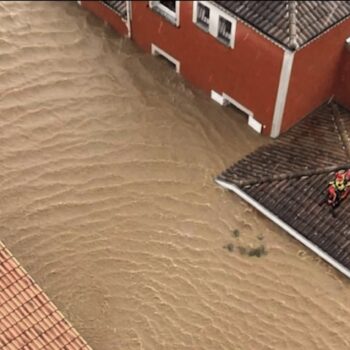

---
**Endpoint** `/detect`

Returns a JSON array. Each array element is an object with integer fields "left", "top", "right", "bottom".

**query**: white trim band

[
  {"left": 215, "top": 177, "right": 350, "bottom": 279},
  {"left": 211, "top": 90, "right": 225, "bottom": 105},
  {"left": 151, "top": 44, "right": 180, "bottom": 73},
  {"left": 211, "top": 91, "right": 262, "bottom": 133},
  {"left": 193, "top": 1, "right": 236, "bottom": 48},
  {"left": 223, "top": 93, "right": 262, "bottom": 133}
]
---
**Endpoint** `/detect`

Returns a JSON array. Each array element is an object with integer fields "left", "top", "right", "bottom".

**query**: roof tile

[
  {"left": 214, "top": 1, "right": 350, "bottom": 49},
  {"left": 0, "top": 242, "right": 92, "bottom": 349},
  {"left": 217, "top": 103, "right": 350, "bottom": 275}
]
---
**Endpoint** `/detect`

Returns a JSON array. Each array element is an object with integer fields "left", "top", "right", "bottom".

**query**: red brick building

[{"left": 78, "top": 1, "right": 350, "bottom": 138}]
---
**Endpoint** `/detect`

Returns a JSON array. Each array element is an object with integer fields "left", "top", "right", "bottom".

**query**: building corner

[{"left": 270, "top": 49, "right": 295, "bottom": 138}]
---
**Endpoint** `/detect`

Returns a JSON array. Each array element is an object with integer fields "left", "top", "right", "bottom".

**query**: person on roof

[{"left": 327, "top": 169, "right": 350, "bottom": 206}]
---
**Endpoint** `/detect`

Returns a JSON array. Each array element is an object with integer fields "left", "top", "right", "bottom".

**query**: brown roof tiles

[
  {"left": 216, "top": 103, "right": 350, "bottom": 278},
  {"left": 213, "top": 1, "right": 350, "bottom": 49},
  {"left": 0, "top": 242, "right": 92, "bottom": 350}
]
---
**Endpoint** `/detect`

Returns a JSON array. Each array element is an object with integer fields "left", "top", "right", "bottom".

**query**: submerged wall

[
  {"left": 81, "top": 1, "right": 128, "bottom": 37},
  {"left": 79, "top": 1, "right": 350, "bottom": 137}
]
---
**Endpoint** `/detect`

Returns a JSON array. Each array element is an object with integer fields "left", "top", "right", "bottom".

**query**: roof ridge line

[
  {"left": 332, "top": 103, "right": 350, "bottom": 160},
  {"left": 288, "top": 1, "right": 298, "bottom": 50},
  {"left": 220, "top": 163, "right": 350, "bottom": 188}
]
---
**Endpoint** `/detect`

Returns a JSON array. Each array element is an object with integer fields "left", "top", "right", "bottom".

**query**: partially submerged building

[
  {"left": 78, "top": 1, "right": 350, "bottom": 277},
  {"left": 0, "top": 241, "right": 92, "bottom": 349},
  {"left": 79, "top": 1, "right": 350, "bottom": 137}
]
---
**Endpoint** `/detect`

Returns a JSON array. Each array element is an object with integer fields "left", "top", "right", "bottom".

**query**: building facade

[{"left": 78, "top": 1, "right": 350, "bottom": 138}]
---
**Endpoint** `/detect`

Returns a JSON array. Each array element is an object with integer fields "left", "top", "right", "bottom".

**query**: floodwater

[{"left": 1, "top": 1, "right": 350, "bottom": 349}]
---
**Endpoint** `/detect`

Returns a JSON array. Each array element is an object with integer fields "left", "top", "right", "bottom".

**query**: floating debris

[
  {"left": 232, "top": 229, "right": 240, "bottom": 238},
  {"left": 237, "top": 246, "right": 246, "bottom": 255},
  {"left": 223, "top": 243, "right": 234, "bottom": 252},
  {"left": 247, "top": 245, "right": 267, "bottom": 257},
  {"left": 237, "top": 244, "right": 267, "bottom": 258}
]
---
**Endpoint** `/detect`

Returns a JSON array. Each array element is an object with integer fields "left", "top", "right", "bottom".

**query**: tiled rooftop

[
  {"left": 0, "top": 241, "right": 92, "bottom": 350},
  {"left": 214, "top": 1, "right": 350, "bottom": 49},
  {"left": 216, "top": 103, "right": 350, "bottom": 277}
]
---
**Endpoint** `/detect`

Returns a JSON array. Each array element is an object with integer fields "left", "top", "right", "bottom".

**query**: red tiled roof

[{"left": 0, "top": 241, "right": 92, "bottom": 350}]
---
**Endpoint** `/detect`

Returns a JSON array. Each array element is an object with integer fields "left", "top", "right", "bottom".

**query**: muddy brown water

[{"left": 1, "top": 2, "right": 350, "bottom": 349}]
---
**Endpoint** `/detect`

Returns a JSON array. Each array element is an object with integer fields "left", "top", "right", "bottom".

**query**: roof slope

[
  {"left": 214, "top": 1, "right": 350, "bottom": 49},
  {"left": 216, "top": 103, "right": 350, "bottom": 276},
  {"left": 0, "top": 241, "right": 92, "bottom": 350}
]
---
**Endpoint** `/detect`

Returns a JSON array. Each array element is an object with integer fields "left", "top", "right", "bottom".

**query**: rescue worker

[{"left": 327, "top": 169, "right": 350, "bottom": 206}]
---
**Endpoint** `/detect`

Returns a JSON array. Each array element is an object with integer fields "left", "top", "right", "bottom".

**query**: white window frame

[
  {"left": 211, "top": 90, "right": 263, "bottom": 133},
  {"left": 193, "top": 1, "right": 236, "bottom": 49},
  {"left": 193, "top": 1, "right": 210, "bottom": 32},
  {"left": 217, "top": 15, "right": 233, "bottom": 46},
  {"left": 151, "top": 44, "right": 180, "bottom": 73},
  {"left": 149, "top": 1, "right": 180, "bottom": 27}
]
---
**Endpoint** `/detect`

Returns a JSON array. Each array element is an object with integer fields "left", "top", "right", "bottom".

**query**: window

[
  {"left": 159, "top": 0, "right": 175, "bottom": 12},
  {"left": 193, "top": 2, "right": 236, "bottom": 48},
  {"left": 151, "top": 44, "right": 180, "bottom": 73},
  {"left": 196, "top": 2, "right": 210, "bottom": 30},
  {"left": 218, "top": 16, "right": 232, "bottom": 46},
  {"left": 149, "top": 1, "right": 179, "bottom": 26},
  {"left": 102, "top": 1, "right": 127, "bottom": 19}
]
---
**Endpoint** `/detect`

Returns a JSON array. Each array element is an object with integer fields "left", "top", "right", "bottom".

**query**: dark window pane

[
  {"left": 197, "top": 3, "right": 210, "bottom": 28},
  {"left": 218, "top": 16, "right": 232, "bottom": 44},
  {"left": 159, "top": 0, "right": 176, "bottom": 12}
]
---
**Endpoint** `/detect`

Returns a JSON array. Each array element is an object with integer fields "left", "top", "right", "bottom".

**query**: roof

[
  {"left": 213, "top": 1, "right": 350, "bottom": 49},
  {"left": 0, "top": 241, "right": 92, "bottom": 350},
  {"left": 216, "top": 102, "right": 350, "bottom": 277},
  {"left": 102, "top": 0, "right": 127, "bottom": 18}
]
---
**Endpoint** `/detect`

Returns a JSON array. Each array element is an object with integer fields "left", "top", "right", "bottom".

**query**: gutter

[{"left": 215, "top": 177, "right": 350, "bottom": 279}]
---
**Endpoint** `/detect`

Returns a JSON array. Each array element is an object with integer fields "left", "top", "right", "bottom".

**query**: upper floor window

[
  {"left": 218, "top": 16, "right": 232, "bottom": 46},
  {"left": 149, "top": 1, "right": 180, "bottom": 26},
  {"left": 196, "top": 2, "right": 210, "bottom": 31},
  {"left": 160, "top": 0, "right": 175, "bottom": 12},
  {"left": 193, "top": 1, "right": 236, "bottom": 48}
]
